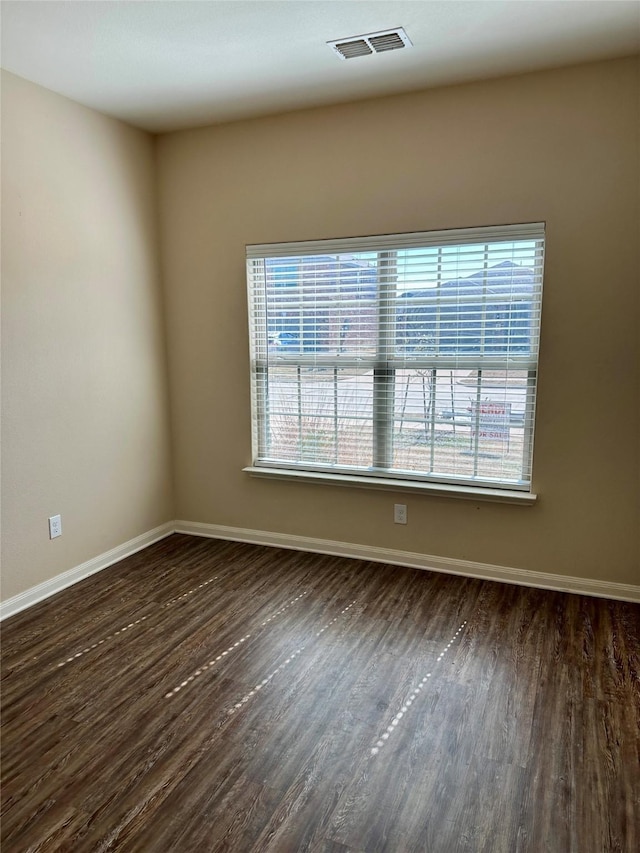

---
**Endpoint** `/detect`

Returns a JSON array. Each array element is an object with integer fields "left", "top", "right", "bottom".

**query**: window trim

[
  {"left": 243, "top": 465, "right": 537, "bottom": 505},
  {"left": 246, "top": 222, "right": 545, "bottom": 260},
  {"left": 246, "top": 223, "right": 544, "bottom": 499}
]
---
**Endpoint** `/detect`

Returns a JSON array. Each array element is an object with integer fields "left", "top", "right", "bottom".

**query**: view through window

[{"left": 247, "top": 224, "right": 544, "bottom": 494}]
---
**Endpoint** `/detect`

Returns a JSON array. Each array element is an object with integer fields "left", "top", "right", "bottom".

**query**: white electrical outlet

[
  {"left": 394, "top": 504, "right": 407, "bottom": 524},
  {"left": 48, "top": 514, "right": 62, "bottom": 539}
]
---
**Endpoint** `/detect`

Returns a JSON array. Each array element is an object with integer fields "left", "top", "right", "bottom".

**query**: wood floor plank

[{"left": 2, "top": 534, "right": 638, "bottom": 852}]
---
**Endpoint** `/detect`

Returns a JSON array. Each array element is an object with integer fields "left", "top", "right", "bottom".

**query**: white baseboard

[
  {"left": 3, "top": 519, "right": 637, "bottom": 620},
  {"left": 0, "top": 522, "right": 174, "bottom": 621},
  {"left": 175, "top": 520, "right": 640, "bottom": 603}
]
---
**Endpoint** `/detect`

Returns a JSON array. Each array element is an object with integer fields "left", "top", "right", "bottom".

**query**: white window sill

[{"left": 243, "top": 466, "right": 537, "bottom": 505}]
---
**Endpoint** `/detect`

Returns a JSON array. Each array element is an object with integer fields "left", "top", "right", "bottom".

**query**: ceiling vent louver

[
  {"left": 328, "top": 28, "right": 412, "bottom": 60},
  {"left": 333, "top": 39, "right": 372, "bottom": 59}
]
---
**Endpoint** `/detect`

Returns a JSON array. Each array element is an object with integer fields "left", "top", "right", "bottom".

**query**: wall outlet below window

[
  {"left": 48, "top": 515, "right": 62, "bottom": 539},
  {"left": 394, "top": 504, "right": 407, "bottom": 524}
]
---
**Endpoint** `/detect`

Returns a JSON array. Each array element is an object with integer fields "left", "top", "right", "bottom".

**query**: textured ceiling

[{"left": 1, "top": 0, "right": 639, "bottom": 133}]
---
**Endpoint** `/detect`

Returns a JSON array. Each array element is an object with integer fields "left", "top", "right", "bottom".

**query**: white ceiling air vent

[{"left": 328, "top": 28, "right": 412, "bottom": 60}]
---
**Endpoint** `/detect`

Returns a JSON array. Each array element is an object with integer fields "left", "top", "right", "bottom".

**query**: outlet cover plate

[
  {"left": 394, "top": 504, "right": 407, "bottom": 524},
  {"left": 48, "top": 515, "right": 62, "bottom": 539}
]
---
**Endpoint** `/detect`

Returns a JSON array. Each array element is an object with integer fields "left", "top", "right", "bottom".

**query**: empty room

[{"left": 1, "top": 1, "right": 639, "bottom": 851}]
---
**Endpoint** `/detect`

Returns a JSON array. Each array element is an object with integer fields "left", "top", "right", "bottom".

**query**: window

[{"left": 246, "top": 223, "right": 544, "bottom": 499}]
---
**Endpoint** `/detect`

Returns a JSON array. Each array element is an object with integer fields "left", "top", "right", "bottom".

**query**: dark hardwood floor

[{"left": 1, "top": 534, "right": 638, "bottom": 852}]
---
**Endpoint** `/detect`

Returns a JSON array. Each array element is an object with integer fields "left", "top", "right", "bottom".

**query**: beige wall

[
  {"left": 2, "top": 57, "right": 638, "bottom": 605},
  {"left": 157, "top": 57, "right": 639, "bottom": 585},
  {"left": 1, "top": 71, "right": 174, "bottom": 600}
]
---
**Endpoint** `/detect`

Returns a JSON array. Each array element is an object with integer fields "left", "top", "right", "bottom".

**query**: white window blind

[{"left": 246, "top": 223, "right": 545, "bottom": 494}]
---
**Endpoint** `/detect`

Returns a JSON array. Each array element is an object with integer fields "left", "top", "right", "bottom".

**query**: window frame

[{"left": 245, "top": 223, "right": 544, "bottom": 503}]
